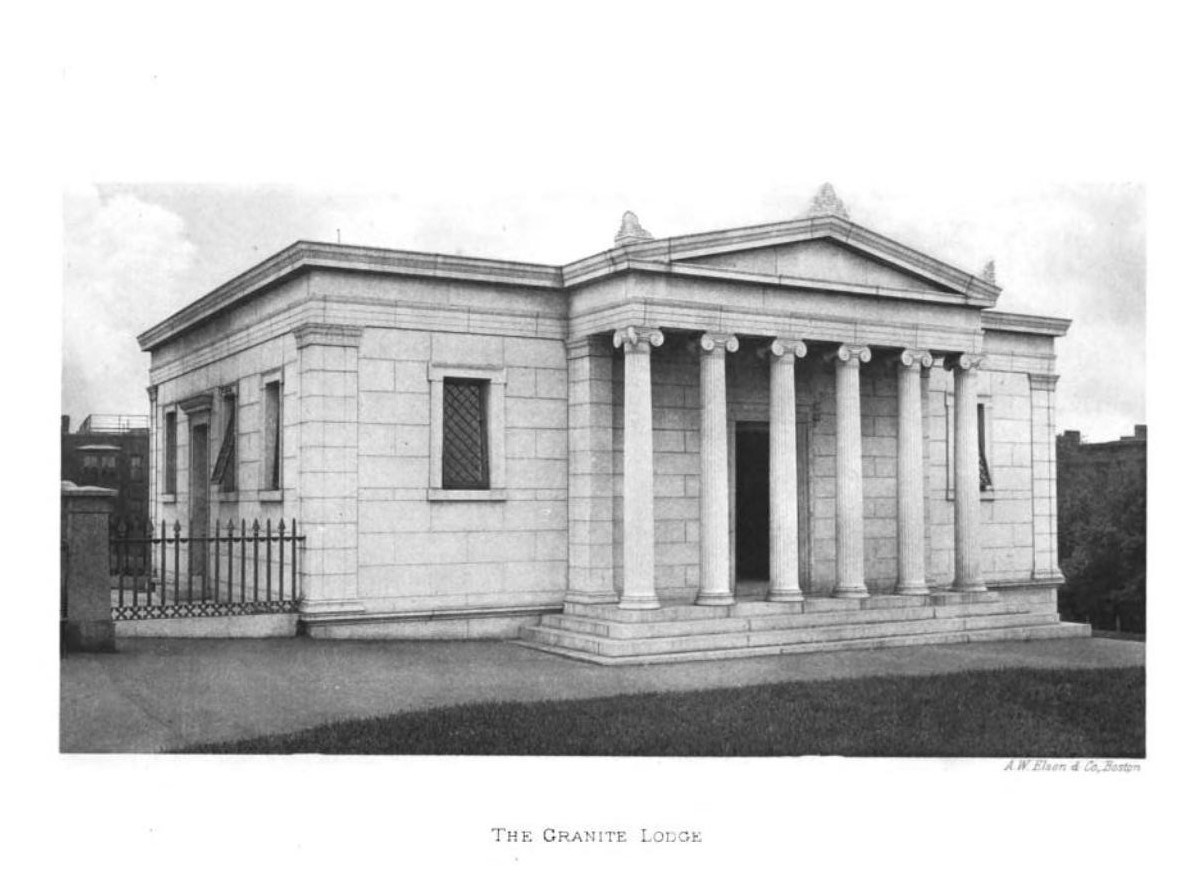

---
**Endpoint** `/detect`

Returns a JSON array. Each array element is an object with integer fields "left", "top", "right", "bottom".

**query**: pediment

[
  {"left": 597, "top": 216, "right": 1001, "bottom": 306},
  {"left": 680, "top": 238, "right": 957, "bottom": 293}
]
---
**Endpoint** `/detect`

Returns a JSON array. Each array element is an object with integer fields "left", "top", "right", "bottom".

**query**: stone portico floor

[{"left": 60, "top": 635, "right": 1142, "bottom": 753}]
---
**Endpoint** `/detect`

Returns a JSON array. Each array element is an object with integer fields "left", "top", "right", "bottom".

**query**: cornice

[
  {"left": 138, "top": 241, "right": 565, "bottom": 352},
  {"left": 982, "top": 310, "right": 1072, "bottom": 337},
  {"left": 619, "top": 260, "right": 982, "bottom": 306},
  {"left": 139, "top": 217, "right": 1017, "bottom": 353}
]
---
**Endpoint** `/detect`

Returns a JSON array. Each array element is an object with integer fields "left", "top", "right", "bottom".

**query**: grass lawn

[{"left": 180, "top": 666, "right": 1145, "bottom": 757}]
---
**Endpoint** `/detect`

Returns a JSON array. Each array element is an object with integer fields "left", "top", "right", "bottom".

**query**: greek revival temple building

[{"left": 139, "top": 186, "right": 1088, "bottom": 662}]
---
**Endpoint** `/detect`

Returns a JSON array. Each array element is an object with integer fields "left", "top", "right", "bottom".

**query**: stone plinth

[{"left": 61, "top": 483, "right": 117, "bottom": 652}]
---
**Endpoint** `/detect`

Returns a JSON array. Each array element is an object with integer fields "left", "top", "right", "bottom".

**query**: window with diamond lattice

[{"left": 442, "top": 378, "right": 489, "bottom": 489}]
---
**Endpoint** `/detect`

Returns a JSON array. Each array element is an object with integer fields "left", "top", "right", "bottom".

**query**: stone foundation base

[
  {"left": 518, "top": 586, "right": 1087, "bottom": 665},
  {"left": 116, "top": 614, "right": 298, "bottom": 638},
  {"left": 63, "top": 619, "right": 116, "bottom": 653},
  {"left": 303, "top": 607, "right": 562, "bottom": 640}
]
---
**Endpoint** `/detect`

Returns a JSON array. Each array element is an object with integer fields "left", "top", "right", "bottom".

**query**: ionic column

[
  {"left": 694, "top": 332, "right": 739, "bottom": 605},
  {"left": 767, "top": 338, "right": 807, "bottom": 601},
  {"left": 894, "top": 349, "right": 933, "bottom": 595},
  {"left": 832, "top": 344, "right": 871, "bottom": 598},
  {"left": 947, "top": 352, "right": 988, "bottom": 592},
  {"left": 613, "top": 325, "right": 664, "bottom": 610}
]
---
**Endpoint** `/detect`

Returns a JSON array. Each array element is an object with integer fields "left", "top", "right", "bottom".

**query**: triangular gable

[
  {"left": 593, "top": 216, "right": 1001, "bottom": 306},
  {"left": 680, "top": 238, "right": 954, "bottom": 293}
]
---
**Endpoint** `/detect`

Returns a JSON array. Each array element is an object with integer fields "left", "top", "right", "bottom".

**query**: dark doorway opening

[{"left": 735, "top": 426, "right": 770, "bottom": 580}]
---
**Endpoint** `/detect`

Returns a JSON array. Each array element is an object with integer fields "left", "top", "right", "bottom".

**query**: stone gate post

[{"left": 61, "top": 483, "right": 117, "bottom": 652}]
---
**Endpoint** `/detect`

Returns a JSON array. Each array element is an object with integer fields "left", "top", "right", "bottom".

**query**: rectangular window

[
  {"left": 164, "top": 411, "right": 177, "bottom": 494},
  {"left": 263, "top": 380, "right": 282, "bottom": 491},
  {"left": 130, "top": 455, "right": 143, "bottom": 482},
  {"left": 442, "top": 378, "right": 489, "bottom": 490},
  {"left": 978, "top": 402, "right": 993, "bottom": 491},
  {"left": 211, "top": 390, "right": 237, "bottom": 492}
]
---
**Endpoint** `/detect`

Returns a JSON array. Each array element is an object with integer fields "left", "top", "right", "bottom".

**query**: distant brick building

[
  {"left": 1058, "top": 425, "right": 1147, "bottom": 482},
  {"left": 61, "top": 414, "right": 150, "bottom": 526}
]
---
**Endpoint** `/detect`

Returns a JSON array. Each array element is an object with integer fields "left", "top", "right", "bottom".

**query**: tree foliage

[{"left": 1057, "top": 458, "right": 1146, "bottom": 633}]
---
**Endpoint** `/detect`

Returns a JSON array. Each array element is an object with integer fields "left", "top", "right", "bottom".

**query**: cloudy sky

[{"left": 62, "top": 181, "right": 1144, "bottom": 441}]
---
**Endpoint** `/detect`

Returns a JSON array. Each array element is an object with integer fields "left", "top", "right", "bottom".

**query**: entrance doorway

[
  {"left": 735, "top": 427, "right": 770, "bottom": 580},
  {"left": 189, "top": 422, "right": 209, "bottom": 576},
  {"left": 733, "top": 422, "right": 809, "bottom": 589}
]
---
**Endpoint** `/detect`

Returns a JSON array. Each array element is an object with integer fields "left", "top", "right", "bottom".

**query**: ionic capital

[
  {"left": 694, "top": 331, "right": 740, "bottom": 355},
  {"left": 897, "top": 348, "right": 934, "bottom": 369},
  {"left": 767, "top": 338, "right": 808, "bottom": 362},
  {"left": 612, "top": 325, "right": 664, "bottom": 353},
  {"left": 944, "top": 352, "right": 985, "bottom": 372},
  {"left": 831, "top": 343, "right": 871, "bottom": 366}
]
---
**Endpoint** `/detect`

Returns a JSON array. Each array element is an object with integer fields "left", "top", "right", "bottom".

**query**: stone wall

[
  {"left": 925, "top": 365, "right": 1038, "bottom": 586},
  {"left": 355, "top": 328, "right": 569, "bottom": 632},
  {"left": 150, "top": 330, "right": 301, "bottom": 581}
]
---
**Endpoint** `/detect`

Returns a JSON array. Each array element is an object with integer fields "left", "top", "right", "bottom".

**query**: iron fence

[{"left": 110, "top": 518, "right": 304, "bottom": 620}]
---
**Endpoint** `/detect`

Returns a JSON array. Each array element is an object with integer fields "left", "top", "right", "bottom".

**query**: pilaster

[
  {"left": 295, "top": 322, "right": 365, "bottom": 618},
  {"left": 566, "top": 335, "right": 617, "bottom": 603},
  {"left": 1029, "top": 372, "right": 1064, "bottom": 584},
  {"left": 146, "top": 384, "right": 158, "bottom": 529}
]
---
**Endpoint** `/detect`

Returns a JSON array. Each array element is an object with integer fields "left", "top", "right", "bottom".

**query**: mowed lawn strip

[{"left": 179, "top": 666, "right": 1145, "bottom": 757}]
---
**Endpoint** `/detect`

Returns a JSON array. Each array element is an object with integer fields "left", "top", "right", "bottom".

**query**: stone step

[
  {"left": 522, "top": 612, "right": 1064, "bottom": 659},
  {"left": 515, "top": 622, "right": 1091, "bottom": 666},
  {"left": 565, "top": 592, "right": 996, "bottom": 623},
  {"left": 544, "top": 601, "right": 1043, "bottom": 640},
  {"left": 565, "top": 602, "right": 733, "bottom": 622}
]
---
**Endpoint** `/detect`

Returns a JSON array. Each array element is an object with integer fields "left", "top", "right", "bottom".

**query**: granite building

[{"left": 139, "top": 186, "right": 1088, "bottom": 661}]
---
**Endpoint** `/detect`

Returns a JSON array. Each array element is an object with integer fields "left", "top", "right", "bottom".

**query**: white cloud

[{"left": 62, "top": 186, "right": 196, "bottom": 424}]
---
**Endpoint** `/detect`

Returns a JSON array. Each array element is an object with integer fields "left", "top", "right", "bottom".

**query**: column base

[
  {"left": 831, "top": 584, "right": 869, "bottom": 599},
  {"left": 695, "top": 591, "right": 736, "bottom": 607},
  {"left": 618, "top": 595, "right": 661, "bottom": 611},
  {"left": 953, "top": 581, "right": 989, "bottom": 594},
  {"left": 766, "top": 588, "right": 804, "bottom": 603},
  {"left": 894, "top": 583, "right": 930, "bottom": 597}
]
